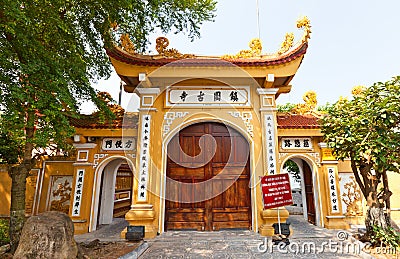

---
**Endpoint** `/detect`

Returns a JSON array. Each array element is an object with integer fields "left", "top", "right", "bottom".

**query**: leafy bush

[
  {"left": 277, "top": 103, "right": 296, "bottom": 113},
  {"left": 0, "top": 218, "right": 10, "bottom": 245},
  {"left": 370, "top": 225, "right": 400, "bottom": 248}
]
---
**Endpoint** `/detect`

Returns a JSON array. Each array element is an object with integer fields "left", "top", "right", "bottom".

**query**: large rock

[{"left": 14, "top": 211, "right": 78, "bottom": 259}]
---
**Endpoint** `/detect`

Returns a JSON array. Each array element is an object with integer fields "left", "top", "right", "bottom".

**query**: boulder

[{"left": 14, "top": 211, "right": 78, "bottom": 259}]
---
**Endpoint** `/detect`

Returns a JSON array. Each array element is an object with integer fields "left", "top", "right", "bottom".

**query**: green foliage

[
  {"left": 277, "top": 103, "right": 296, "bottom": 112},
  {"left": 0, "top": 0, "right": 216, "bottom": 165},
  {"left": 0, "top": 219, "right": 10, "bottom": 245},
  {"left": 321, "top": 76, "right": 400, "bottom": 175},
  {"left": 370, "top": 225, "right": 400, "bottom": 248},
  {"left": 283, "top": 160, "right": 301, "bottom": 183},
  {"left": 316, "top": 102, "right": 332, "bottom": 112},
  {"left": 277, "top": 102, "right": 331, "bottom": 113}
]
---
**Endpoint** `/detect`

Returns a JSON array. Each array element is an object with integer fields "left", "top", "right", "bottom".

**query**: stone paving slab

[{"left": 139, "top": 216, "right": 364, "bottom": 259}]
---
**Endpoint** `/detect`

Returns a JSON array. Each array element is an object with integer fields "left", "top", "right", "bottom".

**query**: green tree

[
  {"left": 321, "top": 78, "right": 400, "bottom": 237},
  {"left": 283, "top": 159, "right": 301, "bottom": 184},
  {"left": 0, "top": 0, "right": 216, "bottom": 252},
  {"left": 277, "top": 103, "right": 296, "bottom": 113}
]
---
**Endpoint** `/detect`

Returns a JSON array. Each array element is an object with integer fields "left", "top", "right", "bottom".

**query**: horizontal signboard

[
  {"left": 166, "top": 86, "right": 251, "bottom": 107},
  {"left": 281, "top": 138, "right": 312, "bottom": 150}
]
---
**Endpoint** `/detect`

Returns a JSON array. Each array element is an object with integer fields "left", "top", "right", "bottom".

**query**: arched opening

[
  {"left": 283, "top": 157, "right": 318, "bottom": 225},
  {"left": 165, "top": 122, "right": 252, "bottom": 231},
  {"left": 89, "top": 156, "right": 134, "bottom": 232},
  {"left": 97, "top": 161, "right": 133, "bottom": 227}
]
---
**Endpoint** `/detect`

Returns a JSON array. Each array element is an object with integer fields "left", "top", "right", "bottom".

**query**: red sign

[{"left": 261, "top": 174, "right": 293, "bottom": 209}]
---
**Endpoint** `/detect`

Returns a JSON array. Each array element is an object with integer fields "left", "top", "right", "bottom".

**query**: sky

[{"left": 89, "top": 0, "right": 400, "bottom": 112}]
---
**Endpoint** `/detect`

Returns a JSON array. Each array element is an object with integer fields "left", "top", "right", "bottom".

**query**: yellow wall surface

[
  {"left": 0, "top": 169, "right": 39, "bottom": 217},
  {"left": 388, "top": 172, "right": 400, "bottom": 222},
  {"left": 0, "top": 171, "right": 11, "bottom": 216}
]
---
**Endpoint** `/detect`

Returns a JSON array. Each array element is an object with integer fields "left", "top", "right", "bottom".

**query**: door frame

[
  {"left": 89, "top": 156, "right": 135, "bottom": 232},
  {"left": 280, "top": 155, "right": 323, "bottom": 227},
  {"left": 159, "top": 118, "right": 257, "bottom": 233}
]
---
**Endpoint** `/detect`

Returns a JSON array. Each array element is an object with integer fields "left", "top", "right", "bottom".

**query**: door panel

[
  {"left": 165, "top": 122, "right": 251, "bottom": 231},
  {"left": 303, "top": 161, "right": 316, "bottom": 225},
  {"left": 113, "top": 164, "right": 133, "bottom": 218}
]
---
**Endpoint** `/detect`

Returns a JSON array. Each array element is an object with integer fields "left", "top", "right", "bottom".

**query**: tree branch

[{"left": 351, "top": 157, "right": 367, "bottom": 198}]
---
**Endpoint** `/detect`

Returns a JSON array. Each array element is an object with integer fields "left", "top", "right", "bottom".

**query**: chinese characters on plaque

[
  {"left": 281, "top": 138, "right": 312, "bottom": 150},
  {"left": 102, "top": 138, "right": 136, "bottom": 151},
  {"left": 137, "top": 115, "right": 151, "bottom": 202},
  {"left": 265, "top": 114, "right": 277, "bottom": 175},
  {"left": 166, "top": 87, "right": 250, "bottom": 107},
  {"left": 72, "top": 169, "right": 85, "bottom": 216},
  {"left": 327, "top": 167, "right": 340, "bottom": 213}
]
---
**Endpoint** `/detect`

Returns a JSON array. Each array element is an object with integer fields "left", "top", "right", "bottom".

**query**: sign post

[{"left": 261, "top": 173, "right": 293, "bottom": 237}]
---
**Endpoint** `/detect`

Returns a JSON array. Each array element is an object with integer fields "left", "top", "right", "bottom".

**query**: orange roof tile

[
  {"left": 106, "top": 43, "right": 308, "bottom": 68},
  {"left": 277, "top": 114, "right": 320, "bottom": 129},
  {"left": 69, "top": 113, "right": 138, "bottom": 129}
]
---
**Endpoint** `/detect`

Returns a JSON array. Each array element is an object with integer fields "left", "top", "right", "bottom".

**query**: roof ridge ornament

[
  {"left": 297, "top": 16, "right": 312, "bottom": 43},
  {"left": 290, "top": 90, "right": 321, "bottom": 118},
  {"left": 119, "top": 34, "right": 135, "bottom": 55},
  {"left": 222, "top": 38, "right": 263, "bottom": 59},
  {"left": 277, "top": 33, "right": 295, "bottom": 55},
  {"left": 222, "top": 16, "right": 311, "bottom": 59},
  {"left": 277, "top": 16, "right": 311, "bottom": 55},
  {"left": 155, "top": 37, "right": 194, "bottom": 59}
]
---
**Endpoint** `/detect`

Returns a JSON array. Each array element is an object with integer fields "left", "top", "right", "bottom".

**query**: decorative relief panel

[
  {"left": 228, "top": 111, "right": 254, "bottom": 137},
  {"left": 46, "top": 176, "right": 73, "bottom": 214},
  {"left": 163, "top": 112, "right": 189, "bottom": 137},
  {"left": 93, "top": 153, "right": 109, "bottom": 168},
  {"left": 307, "top": 152, "right": 321, "bottom": 167},
  {"left": 278, "top": 152, "right": 320, "bottom": 167},
  {"left": 339, "top": 173, "right": 363, "bottom": 216}
]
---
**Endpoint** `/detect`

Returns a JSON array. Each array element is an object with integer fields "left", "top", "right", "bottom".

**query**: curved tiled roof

[
  {"left": 277, "top": 114, "right": 320, "bottom": 129},
  {"left": 69, "top": 113, "right": 138, "bottom": 129},
  {"left": 106, "top": 42, "right": 308, "bottom": 67}
]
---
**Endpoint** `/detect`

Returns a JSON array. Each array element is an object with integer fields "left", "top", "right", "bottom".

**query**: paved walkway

[
  {"left": 140, "top": 215, "right": 364, "bottom": 258},
  {"left": 75, "top": 218, "right": 129, "bottom": 243}
]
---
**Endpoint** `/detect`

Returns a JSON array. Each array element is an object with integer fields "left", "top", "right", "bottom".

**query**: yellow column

[
  {"left": 319, "top": 143, "right": 349, "bottom": 230},
  {"left": 257, "top": 86, "right": 289, "bottom": 236},
  {"left": 122, "top": 87, "right": 160, "bottom": 239}
]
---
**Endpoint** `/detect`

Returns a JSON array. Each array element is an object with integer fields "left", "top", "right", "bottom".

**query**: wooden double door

[{"left": 165, "top": 122, "right": 251, "bottom": 231}]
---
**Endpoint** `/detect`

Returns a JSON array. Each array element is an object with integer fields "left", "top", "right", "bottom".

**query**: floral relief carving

[{"left": 340, "top": 175, "right": 363, "bottom": 216}]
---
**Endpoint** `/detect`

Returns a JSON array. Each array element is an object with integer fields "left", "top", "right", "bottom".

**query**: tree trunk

[
  {"left": 381, "top": 171, "right": 392, "bottom": 226},
  {"left": 365, "top": 206, "right": 388, "bottom": 237},
  {"left": 9, "top": 165, "right": 29, "bottom": 254}
]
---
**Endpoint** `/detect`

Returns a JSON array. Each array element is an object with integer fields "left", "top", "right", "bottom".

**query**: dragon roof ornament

[
  {"left": 155, "top": 37, "right": 194, "bottom": 58},
  {"left": 119, "top": 34, "right": 135, "bottom": 55},
  {"left": 297, "top": 16, "right": 312, "bottom": 43},
  {"left": 290, "top": 90, "right": 322, "bottom": 118},
  {"left": 223, "top": 16, "right": 312, "bottom": 59},
  {"left": 116, "top": 16, "right": 311, "bottom": 60},
  {"left": 222, "top": 38, "right": 263, "bottom": 59}
]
